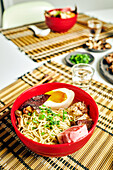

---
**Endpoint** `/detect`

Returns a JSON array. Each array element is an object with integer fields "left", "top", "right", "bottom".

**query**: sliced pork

[
  {"left": 19, "top": 94, "right": 50, "bottom": 110},
  {"left": 57, "top": 124, "right": 88, "bottom": 144}
]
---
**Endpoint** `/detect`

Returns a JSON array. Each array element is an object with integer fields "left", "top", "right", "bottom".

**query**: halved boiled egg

[{"left": 43, "top": 88, "right": 75, "bottom": 109}]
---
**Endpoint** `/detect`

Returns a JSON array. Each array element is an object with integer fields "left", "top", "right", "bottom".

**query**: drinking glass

[
  {"left": 88, "top": 19, "right": 102, "bottom": 41},
  {"left": 72, "top": 63, "right": 95, "bottom": 91}
]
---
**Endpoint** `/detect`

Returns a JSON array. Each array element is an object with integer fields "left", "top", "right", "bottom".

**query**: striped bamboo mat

[
  {"left": 1, "top": 14, "right": 113, "bottom": 63},
  {"left": 0, "top": 61, "right": 112, "bottom": 170}
]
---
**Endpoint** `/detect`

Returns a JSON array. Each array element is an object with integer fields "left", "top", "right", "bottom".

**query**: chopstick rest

[{"left": 28, "top": 25, "right": 50, "bottom": 37}]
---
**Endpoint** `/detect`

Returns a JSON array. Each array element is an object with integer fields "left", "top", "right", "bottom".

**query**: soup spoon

[{"left": 28, "top": 25, "right": 50, "bottom": 37}]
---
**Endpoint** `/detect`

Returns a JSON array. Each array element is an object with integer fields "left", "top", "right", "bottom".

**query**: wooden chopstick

[
  {"left": 0, "top": 72, "right": 60, "bottom": 115},
  {"left": 37, "top": 72, "right": 56, "bottom": 85},
  {"left": 0, "top": 99, "right": 15, "bottom": 113},
  {"left": 47, "top": 73, "right": 61, "bottom": 83}
]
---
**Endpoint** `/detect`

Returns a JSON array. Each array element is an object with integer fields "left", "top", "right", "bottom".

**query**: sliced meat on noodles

[
  {"left": 57, "top": 124, "right": 88, "bottom": 144},
  {"left": 77, "top": 119, "right": 93, "bottom": 130},
  {"left": 19, "top": 94, "right": 50, "bottom": 110}
]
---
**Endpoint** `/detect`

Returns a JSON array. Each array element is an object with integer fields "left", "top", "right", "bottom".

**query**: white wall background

[{"left": 0, "top": 0, "right": 113, "bottom": 27}]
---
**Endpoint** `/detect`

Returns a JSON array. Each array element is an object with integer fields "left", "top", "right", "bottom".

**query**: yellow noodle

[
  {"left": 18, "top": 102, "right": 90, "bottom": 144},
  {"left": 20, "top": 107, "right": 71, "bottom": 144}
]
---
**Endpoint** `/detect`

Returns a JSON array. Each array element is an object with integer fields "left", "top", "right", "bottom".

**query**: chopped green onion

[
  {"left": 69, "top": 119, "right": 74, "bottom": 121},
  {"left": 63, "top": 110, "right": 67, "bottom": 121},
  {"left": 41, "top": 109, "right": 45, "bottom": 113},
  {"left": 28, "top": 112, "right": 31, "bottom": 116},
  {"left": 39, "top": 114, "right": 45, "bottom": 120},
  {"left": 44, "top": 124, "right": 49, "bottom": 128},
  {"left": 46, "top": 115, "right": 53, "bottom": 121},
  {"left": 41, "top": 132, "right": 45, "bottom": 135},
  {"left": 50, "top": 120, "right": 57, "bottom": 125},
  {"left": 42, "top": 104, "right": 46, "bottom": 107},
  {"left": 32, "top": 120, "right": 38, "bottom": 124},
  {"left": 46, "top": 107, "right": 52, "bottom": 113},
  {"left": 39, "top": 106, "right": 42, "bottom": 110},
  {"left": 69, "top": 53, "right": 91, "bottom": 64},
  {"left": 57, "top": 113, "right": 61, "bottom": 117},
  {"left": 57, "top": 121, "right": 60, "bottom": 125},
  {"left": 64, "top": 111, "right": 67, "bottom": 114},
  {"left": 51, "top": 112, "right": 56, "bottom": 116},
  {"left": 33, "top": 111, "right": 36, "bottom": 116}
]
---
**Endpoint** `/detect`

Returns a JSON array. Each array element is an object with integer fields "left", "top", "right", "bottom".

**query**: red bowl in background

[
  {"left": 11, "top": 82, "right": 99, "bottom": 157},
  {"left": 45, "top": 8, "right": 78, "bottom": 32}
]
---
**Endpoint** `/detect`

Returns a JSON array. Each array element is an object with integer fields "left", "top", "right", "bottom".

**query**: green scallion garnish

[
  {"left": 42, "top": 104, "right": 46, "bottom": 107},
  {"left": 63, "top": 110, "right": 67, "bottom": 121},
  {"left": 39, "top": 114, "right": 45, "bottom": 120},
  {"left": 41, "top": 132, "right": 45, "bottom": 135},
  {"left": 32, "top": 120, "right": 38, "bottom": 124},
  {"left": 28, "top": 112, "right": 31, "bottom": 116}
]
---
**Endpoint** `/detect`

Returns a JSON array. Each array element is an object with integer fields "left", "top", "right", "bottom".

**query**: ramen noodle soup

[
  {"left": 15, "top": 88, "right": 93, "bottom": 144},
  {"left": 45, "top": 8, "right": 76, "bottom": 19}
]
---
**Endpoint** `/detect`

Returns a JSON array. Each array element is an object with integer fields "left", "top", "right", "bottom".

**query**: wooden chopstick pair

[{"left": 0, "top": 72, "right": 60, "bottom": 118}]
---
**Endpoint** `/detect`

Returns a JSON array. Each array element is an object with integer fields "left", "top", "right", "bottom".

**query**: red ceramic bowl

[
  {"left": 45, "top": 8, "right": 77, "bottom": 32},
  {"left": 11, "top": 82, "right": 99, "bottom": 157}
]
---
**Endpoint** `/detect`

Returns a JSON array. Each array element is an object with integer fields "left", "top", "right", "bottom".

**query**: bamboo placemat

[
  {"left": 0, "top": 61, "right": 113, "bottom": 170},
  {"left": 1, "top": 14, "right": 113, "bottom": 63}
]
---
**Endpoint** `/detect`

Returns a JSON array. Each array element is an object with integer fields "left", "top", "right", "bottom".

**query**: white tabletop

[
  {"left": 0, "top": 34, "right": 40, "bottom": 89},
  {"left": 0, "top": 8, "right": 113, "bottom": 90}
]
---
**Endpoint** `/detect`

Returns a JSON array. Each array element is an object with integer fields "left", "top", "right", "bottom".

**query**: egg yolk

[{"left": 46, "top": 91, "right": 67, "bottom": 103}]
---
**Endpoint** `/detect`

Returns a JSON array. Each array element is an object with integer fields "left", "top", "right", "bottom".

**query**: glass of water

[
  {"left": 88, "top": 19, "right": 102, "bottom": 41},
  {"left": 72, "top": 63, "right": 95, "bottom": 91}
]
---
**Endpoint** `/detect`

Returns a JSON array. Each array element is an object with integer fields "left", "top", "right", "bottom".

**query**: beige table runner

[{"left": 1, "top": 14, "right": 113, "bottom": 63}]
